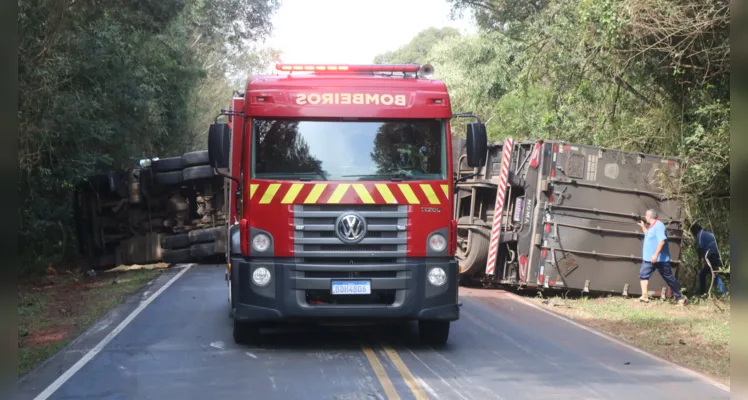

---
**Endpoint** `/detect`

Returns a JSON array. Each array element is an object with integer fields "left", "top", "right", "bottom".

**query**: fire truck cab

[{"left": 207, "top": 63, "right": 487, "bottom": 346}]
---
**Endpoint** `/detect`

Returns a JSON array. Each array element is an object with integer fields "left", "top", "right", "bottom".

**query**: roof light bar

[{"left": 275, "top": 63, "right": 422, "bottom": 73}]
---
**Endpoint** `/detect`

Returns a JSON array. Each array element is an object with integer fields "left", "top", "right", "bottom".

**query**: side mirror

[
  {"left": 208, "top": 123, "right": 231, "bottom": 169},
  {"left": 465, "top": 122, "right": 487, "bottom": 168}
]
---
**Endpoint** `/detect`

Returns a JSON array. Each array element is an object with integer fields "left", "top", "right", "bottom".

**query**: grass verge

[
  {"left": 530, "top": 294, "right": 730, "bottom": 386},
  {"left": 18, "top": 267, "right": 164, "bottom": 377}
]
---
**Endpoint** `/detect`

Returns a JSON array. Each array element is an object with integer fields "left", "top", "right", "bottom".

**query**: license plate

[{"left": 331, "top": 280, "right": 371, "bottom": 295}]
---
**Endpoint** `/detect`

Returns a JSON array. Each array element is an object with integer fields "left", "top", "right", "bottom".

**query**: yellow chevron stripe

[
  {"left": 441, "top": 184, "right": 449, "bottom": 199},
  {"left": 249, "top": 184, "right": 259, "bottom": 200},
  {"left": 259, "top": 183, "right": 281, "bottom": 204},
  {"left": 304, "top": 183, "right": 327, "bottom": 204},
  {"left": 420, "top": 184, "right": 440, "bottom": 205},
  {"left": 375, "top": 184, "right": 397, "bottom": 204},
  {"left": 281, "top": 183, "right": 304, "bottom": 204},
  {"left": 327, "top": 184, "right": 350, "bottom": 204},
  {"left": 398, "top": 184, "right": 420, "bottom": 204},
  {"left": 353, "top": 184, "right": 375, "bottom": 204}
]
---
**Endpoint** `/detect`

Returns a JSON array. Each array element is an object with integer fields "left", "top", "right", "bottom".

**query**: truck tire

[
  {"left": 183, "top": 165, "right": 214, "bottom": 182},
  {"left": 190, "top": 242, "right": 216, "bottom": 258},
  {"left": 419, "top": 320, "right": 450, "bottom": 347},
  {"left": 161, "top": 233, "right": 189, "bottom": 250},
  {"left": 189, "top": 227, "right": 221, "bottom": 244},
  {"left": 154, "top": 170, "right": 183, "bottom": 186},
  {"left": 182, "top": 151, "right": 210, "bottom": 167},
  {"left": 233, "top": 321, "right": 260, "bottom": 345},
  {"left": 162, "top": 248, "right": 191, "bottom": 264},
  {"left": 151, "top": 157, "right": 184, "bottom": 173},
  {"left": 456, "top": 217, "right": 490, "bottom": 276}
]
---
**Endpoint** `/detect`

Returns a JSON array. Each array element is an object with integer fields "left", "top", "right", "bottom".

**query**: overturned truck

[
  {"left": 74, "top": 150, "right": 228, "bottom": 269},
  {"left": 453, "top": 138, "right": 684, "bottom": 297}
]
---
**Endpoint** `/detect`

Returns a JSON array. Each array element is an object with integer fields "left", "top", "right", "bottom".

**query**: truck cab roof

[{"left": 242, "top": 64, "right": 452, "bottom": 119}]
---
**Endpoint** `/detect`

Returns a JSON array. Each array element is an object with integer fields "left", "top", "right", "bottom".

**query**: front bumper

[{"left": 230, "top": 258, "right": 459, "bottom": 323}]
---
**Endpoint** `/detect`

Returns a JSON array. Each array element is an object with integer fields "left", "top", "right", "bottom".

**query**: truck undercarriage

[{"left": 74, "top": 150, "right": 228, "bottom": 269}]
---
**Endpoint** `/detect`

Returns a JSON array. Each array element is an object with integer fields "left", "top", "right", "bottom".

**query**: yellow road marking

[
  {"left": 281, "top": 183, "right": 304, "bottom": 204},
  {"left": 353, "top": 184, "right": 375, "bottom": 204},
  {"left": 362, "top": 346, "right": 400, "bottom": 400},
  {"left": 327, "top": 184, "right": 350, "bottom": 204},
  {"left": 420, "top": 184, "right": 441, "bottom": 205},
  {"left": 249, "top": 184, "right": 259, "bottom": 200},
  {"left": 398, "top": 184, "right": 420, "bottom": 204},
  {"left": 259, "top": 183, "right": 280, "bottom": 204},
  {"left": 304, "top": 183, "right": 327, "bottom": 204},
  {"left": 440, "top": 184, "right": 449, "bottom": 200},
  {"left": 376, "top": 184, "right": 397, "bottom": 204},
  {"left": 383, "top": 346, "right": 430, "bottom": 400}
]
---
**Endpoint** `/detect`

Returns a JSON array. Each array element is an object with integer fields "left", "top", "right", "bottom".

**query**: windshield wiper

[
  {"left": 341, "top": 173, "right": 411, "bottom": 182},
  {"left": 257, "top": 172, "right": 327, "bottom": 181}
]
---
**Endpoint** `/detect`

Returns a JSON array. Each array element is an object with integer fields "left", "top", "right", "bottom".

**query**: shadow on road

[{"left": 243, "top": 320, "right": 439, "bottom": 351}]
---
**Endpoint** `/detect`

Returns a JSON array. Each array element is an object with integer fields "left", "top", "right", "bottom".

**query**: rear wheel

[
  {"left": 233, "top": 321, "right": 260, "bottom": 345},
  {"left": 456, "top": 217, "right": 490, "bottom": 277},
  {"left": 189, "top": 227, "right": 221, "bottom": 244},
  {"left": 190, "top": 242, "right": 215, "bottom": 259},
  {"left": 418, "top": 320, "right": 450, "bottom": 347},
  {"left": 182, "top": 151, "right": 210, "bottom": 167},
  {"left": 151, "top": 157, "right": 184, "bottom": 173},
  {"left": 183, "top": 165, "right": 214, "bottom": 182},
  {"left": 162, "top": 248, "right": 191, "bottom": 264},
  {"left": 154, "top": 170, "right": 183, "bottom": 186},
  {"left": 161, "top": 233, "right": 189, "bottom": 250}
]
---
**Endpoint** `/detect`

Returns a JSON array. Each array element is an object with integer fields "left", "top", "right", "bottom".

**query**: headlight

[
  {"left": 252, "top": 233, "right": 271, "bottom": 252},
  {"left": 252, "top": 267, "right": 271, "bottom": 286},
  {"left": 428, "top": 233, "right": 447, "bottom": 252},
  {"left": 428, "top": 267, "right": 447, "bottom": 287}
]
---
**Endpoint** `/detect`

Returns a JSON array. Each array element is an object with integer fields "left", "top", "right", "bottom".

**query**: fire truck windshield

[{"left": 251, "top": 119, "right": 446, "bottom": 181}]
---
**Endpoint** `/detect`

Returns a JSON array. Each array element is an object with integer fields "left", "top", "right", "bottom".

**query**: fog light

[
  {"left": 252, "top": 267, "right": 271, "bottom": 286},
  {"left": 428, "top": 267, "right": 447, "bottom": 287},
  {"left": 252, "top": 233, "right": 271, "bottom": 252},
  {"left": 428, "top": 233, "right": 447, "bottom": 252}
]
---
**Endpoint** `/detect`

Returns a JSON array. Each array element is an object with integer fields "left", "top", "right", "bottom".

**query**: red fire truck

[{"left": 207, "top": 63, "right": 487, "bottom": 345}]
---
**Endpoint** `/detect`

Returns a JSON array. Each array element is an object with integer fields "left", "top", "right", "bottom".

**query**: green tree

[{"left": 17, "top": 0, "right": 279, "bottom": 275}]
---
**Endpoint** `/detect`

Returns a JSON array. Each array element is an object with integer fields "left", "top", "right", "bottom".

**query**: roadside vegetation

[
  {"left": 378, "top": 0, "right": 730, "bottom": 287},
  {"left": 18, "top": 268, "right": 164, "bottom": 376},
  {"left": 18, "top": 0, "right": 281, "bottom": 376},
  {"left": 377, "top": 0, "right": 730, "bottom": 380},
  {"left": 18, "top": 0, "right": 281, "bottom": 278},
  {"left": 531, "top": 295, "right": 730, "bottom": 385}
]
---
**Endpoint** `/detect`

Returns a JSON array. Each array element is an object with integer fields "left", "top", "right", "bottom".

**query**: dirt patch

[
  {"left": 530, "top": 295, "right": 730, "bottom": 386},
  {"left": 24, "top": 325, "right": 75, "bottom": 347},
  {"left": 18, "top": 267, "right": 163, "bottom": 377}
]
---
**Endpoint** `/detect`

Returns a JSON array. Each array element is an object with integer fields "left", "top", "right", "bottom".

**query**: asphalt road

[{"left": 19, "top": 265, "right": 729, "bottom": 400}]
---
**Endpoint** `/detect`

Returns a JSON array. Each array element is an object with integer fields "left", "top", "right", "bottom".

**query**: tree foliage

[
  {"left": 377, "top": 0, "right": 730, "bottom": 288},
  {"left": 18, "top": 0, "right": 279, "bottom": 275}
]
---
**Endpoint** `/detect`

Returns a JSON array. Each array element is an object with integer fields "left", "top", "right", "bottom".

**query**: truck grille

[{"left": 293, "top": 205, "right": 407, "bottom": 260}]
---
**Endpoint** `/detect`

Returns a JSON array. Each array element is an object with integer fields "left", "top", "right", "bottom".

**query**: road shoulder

[
  {"left": 522, "top": 294, "right": 730, "bottom": 389},
  {"left": 17, "top": 265, "right": 189, "bottom": 399}
]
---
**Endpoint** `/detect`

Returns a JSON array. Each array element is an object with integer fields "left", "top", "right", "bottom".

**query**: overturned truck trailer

[
  {"left": 74, "top": 150, "right": 229, "bottom": 269},
  {"left": 453, "top": 138, "right": 684, "bottom": 297}
]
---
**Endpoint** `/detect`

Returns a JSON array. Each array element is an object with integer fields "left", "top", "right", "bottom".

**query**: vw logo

[{"left": 335, "top": 212, "right": 367, "bottom": 244}]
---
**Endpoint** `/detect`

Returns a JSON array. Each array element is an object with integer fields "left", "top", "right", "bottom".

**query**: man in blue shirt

[
  {"left": 637, "top": 209, "right": 686, "bottom": 305},
  {"left": 689, "top": 223, "right": 727, "bottom": 295}
]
